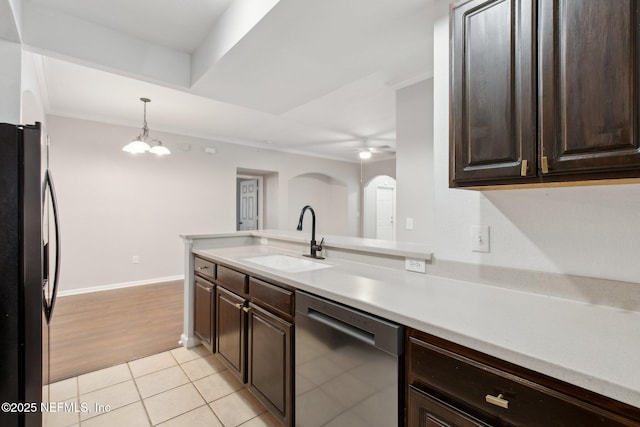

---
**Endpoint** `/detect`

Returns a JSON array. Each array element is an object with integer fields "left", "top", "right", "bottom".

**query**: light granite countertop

[{"left": 188, "top": 238, "right": 640, "bottom": 409}]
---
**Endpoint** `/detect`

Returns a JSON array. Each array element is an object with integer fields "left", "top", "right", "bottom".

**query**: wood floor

[{"left": 46, "top": 280, "right": 183, "bottom": 383}]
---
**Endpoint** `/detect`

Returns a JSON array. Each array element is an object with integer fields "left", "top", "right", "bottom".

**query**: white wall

[
  {"left": 7, "top": 0, "right": 22, "bottom": 39},
  {"left": 0, "top": 39, "right": 21, "bottom": 123},
  {"left": 21, "top": 50, "right": 46, "bottom": 125},
  {"left": 288, "top": 173, "right": 349, "bottom": 236},
  {"left": 1, "top": 0, "right": 22, "bottom": 43},
  {"left": 396, "top": 78, "right": 434, "bottom": 244},
  {"left": 47, "top": 115, "right": 360, "bottom": 292},
  {"left": 431, "top": 0, "right": 640, "bottom": 284}
]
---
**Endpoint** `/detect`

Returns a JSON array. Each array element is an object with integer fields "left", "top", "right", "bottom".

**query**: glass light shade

[
  {"left": 359, "top": 151, "right": 372, "bottom": 159},
  {"left": 149, "top": 143, "right": 171, "bottom": 155},
  {"left": 122, "top": 139, "right": 151, "bottom": 154}
]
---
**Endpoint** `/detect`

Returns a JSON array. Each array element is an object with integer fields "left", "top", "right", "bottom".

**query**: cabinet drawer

[
  {"left": 194, "top": 256, "right": 215, "bottom": 281},
  {"left": 408, "top": 385, "right": 489, "bottom": 427},
  {"left": 408, "top": 336, "right": 638, "bottom": 427},
  {"left": 217, "top": 265, "right": 248, "bottom": 296},
  {"left": 249, "top": 277, "right": 294, "bottom": 320}
]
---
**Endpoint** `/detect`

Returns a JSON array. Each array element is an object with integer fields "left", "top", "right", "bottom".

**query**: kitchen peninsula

[{"left": 180, "top": 230, "right": 640, "bottom": 425}]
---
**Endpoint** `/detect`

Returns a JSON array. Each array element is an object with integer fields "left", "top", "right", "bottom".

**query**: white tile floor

[{"left": 42, "top": 346, "right": 282, "bottom": 427}]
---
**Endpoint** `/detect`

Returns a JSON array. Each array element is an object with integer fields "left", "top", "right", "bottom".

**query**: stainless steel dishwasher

[{"left": 295, "top": 291, "right": 404, "bottom": 427}]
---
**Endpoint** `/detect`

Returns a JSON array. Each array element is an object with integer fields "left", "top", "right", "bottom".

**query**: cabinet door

[
  {"left": 539, "top": 0, "right": 640, "bottom": 177},
  {"left": 408, "top": 386, "right": 490, "bottom": 427},
  {"left": 450, "top": 0, "right": 536, "bottom": 186},
  {"left": 247, "top": 303, "right": 293, "bottom": 427},
  {"left": 216, "top": 286, "right": 246, "bottom": 382},
  {"left": 194, "top": 277, "right": 213, "bottom": 351}
]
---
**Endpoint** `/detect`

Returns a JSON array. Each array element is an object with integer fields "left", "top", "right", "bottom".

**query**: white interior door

[
  {"left": 375, "top": 186, "right": 395, "bottom": 240},
  {"left": 239, "top": 179, "right": 258, "bottom": 230}
]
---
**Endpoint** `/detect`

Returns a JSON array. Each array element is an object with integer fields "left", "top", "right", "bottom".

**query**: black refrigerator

[{"left": 0, "top": 122, "right": 60, "bottom": 427}]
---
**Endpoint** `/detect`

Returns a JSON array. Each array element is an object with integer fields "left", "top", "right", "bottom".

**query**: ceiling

[{"left": 16, "top": 0, "right": 434, "bottom": 162}]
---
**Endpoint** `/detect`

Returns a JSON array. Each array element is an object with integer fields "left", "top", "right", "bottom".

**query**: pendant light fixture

[
  {"left": 149, "top": 140, "right": 170, "bottom": 155},
  {"left": 122, "top": 97, "right": 170, "bottom": 155}
]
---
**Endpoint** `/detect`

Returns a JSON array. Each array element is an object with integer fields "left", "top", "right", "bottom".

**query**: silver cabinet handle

[
  {"left": 485, "top": 393, "right": 509, "bottom": 409},
  {"left": 242, "top": 307, "right": 250, "bottom": 313},
  {"left": 234, "top": 303, "right": 243, "bottom": 309},
  {"left": 198, "top": 265, "right": 208, "bottom": 270}
]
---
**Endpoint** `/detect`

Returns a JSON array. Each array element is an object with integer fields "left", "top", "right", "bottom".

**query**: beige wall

[
  {"left": 1, "top": 40, "right": 22, "bottom": 123},
  {"left": 431, "top": 0, "right": 640, "bottom": 284},
  {"left": 47, "top": 115, "right": 360, "bottom": 292},
  {"left": 288, "top": 173, "right": 350, "bottom": 236},
  {"left": 395, "top": 78, "right": 434, "bottom": 244}
]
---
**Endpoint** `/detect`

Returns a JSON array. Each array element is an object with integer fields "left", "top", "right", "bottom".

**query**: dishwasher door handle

[
  {"left": 296, "top": 291, "right": 403, "bottom": 356},
  {"left": 308, "top": 308, "right": 376, "bottom": 346}
]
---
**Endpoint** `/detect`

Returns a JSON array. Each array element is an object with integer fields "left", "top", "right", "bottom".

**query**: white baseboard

[
  {"left": 57, "top": 275, "right": 184, "bottom": 297},
  {"left": 179, "top": 334, "right": 201, "bottom": 348}
]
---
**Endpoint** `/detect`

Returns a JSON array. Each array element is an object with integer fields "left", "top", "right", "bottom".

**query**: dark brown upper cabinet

[
  {"left": 539, "top": 0, "right": 640, "bottom": 178},
  {"left": 451, "top": 0, "right": 640, "bottom": 188},
  {"left": 450, "top": 0, "right": 537, "bottom": 186}
]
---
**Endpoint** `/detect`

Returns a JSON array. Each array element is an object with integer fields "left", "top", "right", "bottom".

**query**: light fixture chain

[{"left": 141, "top": 98, "right": 150, "bottom": 139}]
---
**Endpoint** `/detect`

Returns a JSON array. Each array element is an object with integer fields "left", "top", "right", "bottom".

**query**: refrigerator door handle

[{"left": 43, "top": 169, "right": 61, "bottom": 324}]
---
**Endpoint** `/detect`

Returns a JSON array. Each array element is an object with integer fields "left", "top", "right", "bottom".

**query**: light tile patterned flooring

[{"left": 43, "top": 346, "right": 281, "bottom": 427}]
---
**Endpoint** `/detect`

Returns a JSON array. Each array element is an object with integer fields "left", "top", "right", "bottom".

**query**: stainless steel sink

[{"left": 243, "top": 254, "right": 332, "bottom": 273}]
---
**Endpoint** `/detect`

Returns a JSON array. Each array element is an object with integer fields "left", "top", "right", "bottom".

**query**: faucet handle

[{"left": 318, "top": 237, "right": 324, "bottom": 250}]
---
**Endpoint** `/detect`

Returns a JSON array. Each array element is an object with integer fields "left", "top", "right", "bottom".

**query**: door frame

[
  {"left": 375, "top": 184, "right": 396, "bottom": 240},
  {"left": 237, "top": 174, "right": 263, "bottom": 231},
  {"left": 362, "top": 175, "right": 396, "bottom": 239}
]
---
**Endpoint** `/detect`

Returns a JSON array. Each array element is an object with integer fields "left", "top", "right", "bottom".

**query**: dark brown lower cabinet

[
  {"left": 247, "top": 303, "right": 293, "bottom": 427},
  {"left": 407, "top": 329, "right": 640, "bottom": 427},
  {"left": 194, "top": 277, "right": 214, "bottom": 351},
  {"left": 216, "top": 286, "right": 247, "bottom": 382},
  {"left": 408, "top": 386, "right": 489, "bottom": 427}
]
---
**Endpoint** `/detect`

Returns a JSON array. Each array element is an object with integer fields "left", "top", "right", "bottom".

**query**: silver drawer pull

[
  {"left": 234, "top": 303, "right": 243, "bottom": 309},
  {"left": 242, "top": 307, "right": 250, "bottom": 313},
  {"left": 198, "top": 266, "right": 208, "bottom": 270},
  {"left": 485, "top": 393, "right": 509, "bottom": 409}
]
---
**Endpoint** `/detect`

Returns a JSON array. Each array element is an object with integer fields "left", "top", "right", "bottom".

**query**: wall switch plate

[
  {"left": 406, "top": 217, "right": 414, "bottom": 230},
  {"left": 471, "top": 225, "right": 490, "bottom": 253},
  {"left": 405, "top": 258, "right": 426, "bottom": 273},
  {"left": 132, "top": 255, "right": 140, "bottom": 264}
]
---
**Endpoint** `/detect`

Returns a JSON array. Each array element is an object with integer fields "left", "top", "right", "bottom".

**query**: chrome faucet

[{"left": 296, "top": 205, "right": 324, "bottom": 259}]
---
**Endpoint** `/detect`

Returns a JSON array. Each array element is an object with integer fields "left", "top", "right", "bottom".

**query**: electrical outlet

[
  {"left": 405, "top": 258, "right": 426, "bottom": 273},
  {"left": 260, "top": 237, "right": 268, "bottom": 245},
  {"left": 406, "top": 217, "right": 414, "bottom": 230},
  {"left": 132, "top": 255, "right": 140, "bottom": 264},
  {"left": 471, "top": 225, "right": 490, "bottom": 253}
]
